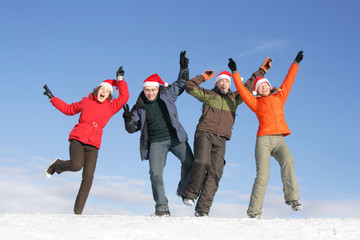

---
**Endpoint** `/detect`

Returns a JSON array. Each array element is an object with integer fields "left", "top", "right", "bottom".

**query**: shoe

[
  {"left": 248, "top": 214, "right": 262, "bottom": 219},
  {"left": 176, "top": 191, "right": 194, "bottom": 206},
  {"left": 195, "top": 211, "right": 209, "bottom": 217},
  {"left": 183, "top": 198, "right": 194, "bottom": 206},
  {"left": 151, "top": 210, "right": 170, "bottom": 217},
  {"left": 286, "top": 200, "right": 303, "bottom": 211},
  {"left": 45, "top": 158, "right": 60, "bottom": 178}
]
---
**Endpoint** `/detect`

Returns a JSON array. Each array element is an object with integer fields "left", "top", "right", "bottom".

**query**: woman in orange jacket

[{"left": 228, "top": 51, "right": 304, "bottom": 219}]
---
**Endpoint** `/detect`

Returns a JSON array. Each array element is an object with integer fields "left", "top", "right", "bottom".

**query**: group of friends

[{"left": 43, "top": 50, "right": 304, "bottom": 219}]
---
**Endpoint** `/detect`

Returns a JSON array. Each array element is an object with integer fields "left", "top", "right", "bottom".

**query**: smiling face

[
  {"left": 97, "top": 86, "right": 111, "bottom": 102},
  {"left": 257, "top": 82, "right": 271, "bottom": 97},
  {"left": 216, "top": 78, "right": 231, "bottom": 93},
  {"left": 143, "top": 86, "right": 159, "bottom": 101}
]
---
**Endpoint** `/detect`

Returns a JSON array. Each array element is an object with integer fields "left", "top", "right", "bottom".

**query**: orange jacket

[{"left": 233, "top": 63, "right": 299, "bottom": 137}]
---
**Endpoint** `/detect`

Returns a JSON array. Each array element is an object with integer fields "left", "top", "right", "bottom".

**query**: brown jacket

[{"left": 185, "top": 69, "right": 265, "bottom": 140}]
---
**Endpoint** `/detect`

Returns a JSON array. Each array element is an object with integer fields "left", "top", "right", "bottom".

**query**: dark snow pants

[
  {"left": 185, "top": 131, "right": 226, "bottom": 213},
  {"left": 53, "top": 139, "right": 98, "bottom": 214}
]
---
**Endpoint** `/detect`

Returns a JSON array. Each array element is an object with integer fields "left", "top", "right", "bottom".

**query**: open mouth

[
  {"left": 98, "top": 93, "right": 106, "bottom": 101},
  {"left": 221, "top": 86, "right": 228, "bottom": 92}
]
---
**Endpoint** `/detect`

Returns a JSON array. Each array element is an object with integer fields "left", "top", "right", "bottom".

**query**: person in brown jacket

[
  {"left": 182, "top": 58, "right": 272, "bottom": 217},
  {"left": 228, "top": 51, "right": 304, "bottom": 219}
]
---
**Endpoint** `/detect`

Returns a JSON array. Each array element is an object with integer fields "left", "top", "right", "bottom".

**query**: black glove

[
  {"left": 43, "top": 84, "right": 54, "bottom": 99},
  {"left": 116, "top": 66, "right": 125, "bottom": 78},
  {"left": 228, "top": 58, "right": 237, "bottom": 72},
  {"left": 122, "top": 104, "right": 132, "bottom": 123},
  {"left": 260, "top": 57, "right": 273, "bottom": 73},
  {"left": 180, "top": 51, "right": 189, "bottom": 69},
  {"left": 294, "top": 51, "right": 303, "bottom": 64}
]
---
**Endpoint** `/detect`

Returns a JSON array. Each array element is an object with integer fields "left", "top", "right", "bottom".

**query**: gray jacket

[{"left": 124, "top": 68, "right": 189, "bottom": 160}]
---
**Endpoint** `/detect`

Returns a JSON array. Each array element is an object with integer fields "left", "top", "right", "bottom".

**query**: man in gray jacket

[{"left": 122, "top": 51, "right": 193, "bottom": 217}]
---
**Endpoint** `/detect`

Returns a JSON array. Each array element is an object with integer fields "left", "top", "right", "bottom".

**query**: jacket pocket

[{"left": 88, "top": 126, "right": 103, "bottom": 146}]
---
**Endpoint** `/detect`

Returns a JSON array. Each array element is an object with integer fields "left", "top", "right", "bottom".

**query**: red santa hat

[
  {"left": 215, "top": 71, "right": 232, "bottom": 86},
  {"left": 253, "top": 76, "right": 271, "bottom": 96},
  {"left": 99, "top": 79, "right": 119, "bottom": 94},
  {"left": 143, "top": 73, "right": 168, "bottom": 87}
]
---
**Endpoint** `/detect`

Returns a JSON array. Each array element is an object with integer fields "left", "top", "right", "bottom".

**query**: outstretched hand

[
  {"left": 294, "top": 51, "right": 303, "bottom": 64},
  {"left": 260, "top": 57, "right": 273, "bottom": 73},
  {"left": 122, "top": 104, "right": 132, "bottom": 123},
  {"left": 43, "top": 84, "right": 54, "bottom": 99},
  {"left": 180, "top": 50, "right": 189, "bottom": 69},
  {"left": 228, "top": 58, "right": 237, "bottom": 72},
  {"left": 117, "top": 66, "right": 125, "bottom": 80},
  {"left": 201, "top": 70, "right": 215, "bottom": 81}
]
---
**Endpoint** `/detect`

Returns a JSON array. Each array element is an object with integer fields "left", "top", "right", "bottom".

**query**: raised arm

[
  {"left": 228, "top": 58, "right": 258, "bottom": 112},
  {"left": 163, "top": 51, "right": 190, "bottom": 101},
  {"left": 185, "top": 70, "right": 215, "bottom": 102},
  {"left": 43, "top": 84, "right": 82, "bottom": 115},
  {"left": 107, "top": 66, "right": 130, "bottom": 113},
  {"left": 278, "top": 51, "right": 303, "bottom": 102}
]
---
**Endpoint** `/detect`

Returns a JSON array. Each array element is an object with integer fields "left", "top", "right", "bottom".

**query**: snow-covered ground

[{"left": 0, "top": 214, "right": 359, "bottom": 240}]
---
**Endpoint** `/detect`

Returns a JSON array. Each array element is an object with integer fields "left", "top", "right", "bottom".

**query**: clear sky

[{"left": 0, "top": 0, "right": 359, "bottom": 218}]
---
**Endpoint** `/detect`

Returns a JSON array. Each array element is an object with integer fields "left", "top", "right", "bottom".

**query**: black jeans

[{"left": 53, "top": 139, "right": 98, "bottom": 214}]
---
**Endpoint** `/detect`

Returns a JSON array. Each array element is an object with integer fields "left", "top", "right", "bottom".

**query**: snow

[{"left": 0, "top": 214, "right": 359, "bottom": 240}]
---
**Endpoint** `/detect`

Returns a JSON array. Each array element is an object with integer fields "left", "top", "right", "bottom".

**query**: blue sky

[{"left": 0, "top": 0, "right": 359, "bottom": 218}]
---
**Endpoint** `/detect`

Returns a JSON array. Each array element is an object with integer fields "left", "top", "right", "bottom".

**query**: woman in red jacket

[
  {"left": 228, "top": 51, "right": 303, "bottom": 219},
  {"left": 42, "top": 66, "right": 129, "bottom": 215}
]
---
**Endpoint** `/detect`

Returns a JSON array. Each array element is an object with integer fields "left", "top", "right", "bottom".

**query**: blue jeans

[{"left": 148, "top": 138, "right": 193, "bottom": 211}]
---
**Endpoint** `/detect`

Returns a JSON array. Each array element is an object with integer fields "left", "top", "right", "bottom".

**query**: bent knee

[
  {"left": 150, "top": 172, "right": 163, "bottom": 183},
  {"left": 71, "top": 164, "right": 83, "bottom": 172}
]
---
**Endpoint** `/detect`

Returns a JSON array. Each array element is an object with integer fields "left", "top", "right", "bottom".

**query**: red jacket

[
  {"left": 233, "top": 63, "right": 299, "bottom": 137},
  {"left": 50, "top": 80, "right": 129, "bottom": 149}
]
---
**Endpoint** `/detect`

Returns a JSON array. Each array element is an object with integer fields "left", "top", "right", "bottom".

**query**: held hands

[
  {"left": 180, "top": 50, "right": 189, "bottom": 69},
  {"left": 43, "top": 84, "right": 54, "bottom": 99},
  {"left": 201, "top": 70, "right": 215, "bottom": 81},
  {"left": 122, "top": 104, "right": 132, "bottom": 123},
  {"left": 228, "top": 58, "right": 237, "bottom": 72},
  {"left": 294, "top": 51, "right": 303, "bottom": 64},
  {"left": 116, "top": 66, "right": 125, "bottom": 81},
  {"left": 260, "top": 57, "right": 273, "bottom": 73}
]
